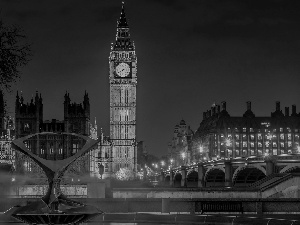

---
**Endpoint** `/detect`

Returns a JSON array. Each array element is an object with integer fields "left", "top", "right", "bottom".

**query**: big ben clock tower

[{"left": 109, "top": 2, "right": 137, "bottom": 173}]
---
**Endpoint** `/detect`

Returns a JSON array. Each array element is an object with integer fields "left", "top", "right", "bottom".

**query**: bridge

[{"left": 162, "top": 154, "right": 300, "bottom": 188}]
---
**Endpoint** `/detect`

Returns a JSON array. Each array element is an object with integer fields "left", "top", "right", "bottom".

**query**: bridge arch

[
  {"left": 205, "top": 167, "right": 225, "bottom": 187},
  {"left": 187, "top": 170, "right": 198, "bottom": 182},
  {"left": 233, "top": 165, "right": 266, "bottom": 187},
  {"left": 280, "top": 164, "right": 300, "bottom": 173}
]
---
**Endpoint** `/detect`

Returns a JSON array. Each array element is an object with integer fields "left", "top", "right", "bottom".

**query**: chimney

[
  {"left": 216, "top": 105, "right": 220, "bottom": 114},
  {"left": 276, "top": 101, "right": 280, "bottom": 111},
  {"left": 285, "top": 107, "right": 289, "bottom": 117},
  {"left": 221, "top": 101, "right": 226, "bottom": 111},
  {"left": 203, "top": 112, "right": 206, "bottom": 120},
  {"left": 246, "top": 101, "right": 251, "bottom": 111},
  {"left": 212, "top": 106, "right": 216, "bottom": 116},
  {"left": 292, "top": 105, "right": 297, "bottom": 116}
]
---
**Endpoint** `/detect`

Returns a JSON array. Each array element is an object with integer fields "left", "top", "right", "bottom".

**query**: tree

[
  {"left": 0, "top": 18, "right": 31, "bottom": 91},
  {"left": 115, "top": 168, "right": 135, "bottom": 181}
]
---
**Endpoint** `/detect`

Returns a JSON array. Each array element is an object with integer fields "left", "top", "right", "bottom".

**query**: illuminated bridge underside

[{"left": 234, "top": 168, "right": 266, "bottom": 186}]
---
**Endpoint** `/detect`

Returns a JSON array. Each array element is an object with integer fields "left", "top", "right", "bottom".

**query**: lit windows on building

[
  {"left": 250, "top": 128, "right": 254, "bottom": 132},
  {"left": 258, "top": 149, "right": 262, "bottom": 155},
  {"left": 288, "top": 134, "right": 292, "bottom": 140},
  {"left": 235, "top": 134, "right": 239, "bottom": 140},
  {"left": 265, "top": 142, "right": 270, "bottom": 147},
  {"left": 236, "top": 142, "right": 240, "bottom": 148},
  {"left": 273, "top": 149, "right": 277, "bottom": 155},
  {"left": 250, "top": 134, "right": 254, "bottom": 140},
  {"left": 258, "top": 142, "right": 262, "bottom": 148},
  {"left": 243, "top": 128, "right": 246, "bottom": 132},
  {"left": 250, "top": 142, "right": 254, "bottom": 148},
  {"left": 280, "top": 142, "right": 284, "bottom": 148},
  {"left": 243, "top": 142, "right": 247, "bottom": 147},
  {"left": 280, "top": 128, "right": 283, "bottom": 132},
  {"left": 258, "top": 134, "right": 262, "bottom": 140},
  {"left": 288, "top": 141, "right": 292, "bottom": 148},
  {"left": 280, "top": 134, "right": 284, "bottom": 140},
  {"left": 273, "top": 142, "right": 277, "bottom": 148},
  {"left": 273, "top": 129, "right": 276, "bottom": 132},
  {"left": 242, "top": 134, "right": 247, "bottom": 140}
]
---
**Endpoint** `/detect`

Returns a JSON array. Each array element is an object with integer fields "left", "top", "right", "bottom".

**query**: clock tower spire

[{"left": 109, "top": 2, "right": 137, "bottom": 173}]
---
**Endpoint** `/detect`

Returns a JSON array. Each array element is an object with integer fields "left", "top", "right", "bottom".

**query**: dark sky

[{"left": 2, "top": 0, "right": 300, "bottom": 157}]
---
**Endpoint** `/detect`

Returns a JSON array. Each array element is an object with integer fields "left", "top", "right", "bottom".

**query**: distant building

[
  {"left": 192, "top": 101, "right": 300, "bottom": 162},
  {"left": 168, "top": 119, "right": 194, "bottom": 167}
]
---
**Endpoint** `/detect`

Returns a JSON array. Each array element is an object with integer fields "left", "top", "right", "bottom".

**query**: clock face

[{"left": 116, "top": 63, "right": 130, "bottom": 77}]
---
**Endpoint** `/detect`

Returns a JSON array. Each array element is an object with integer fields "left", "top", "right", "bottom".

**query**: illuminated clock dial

[{"left": 116, "top": 63, "right": 130, "bottom": 77}]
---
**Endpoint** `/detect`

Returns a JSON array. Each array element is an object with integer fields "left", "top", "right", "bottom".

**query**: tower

[
  {"left": 63, "top": 91, "right": 90, "bottom": 136},
  {"left": 15, "top": 91, "right": 43, "bottom": 138},
  {"left": 109, "top": 3, "right": 137, "bottom": 172}
]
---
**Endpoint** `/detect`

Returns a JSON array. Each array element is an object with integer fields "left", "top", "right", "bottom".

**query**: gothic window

[
  {"left": 105, "top": 149, "right": 109, "bottom": 159},
  {"left": 50, "top": 143, "right": 54, "bottom": 154},
  {"left": 72, "top": 143, "right": 78, "bottom": 154}
]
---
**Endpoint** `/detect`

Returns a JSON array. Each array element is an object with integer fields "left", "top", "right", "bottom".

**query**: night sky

[{"left": 1, "top": 0, "right": 300, "bottom": 157}]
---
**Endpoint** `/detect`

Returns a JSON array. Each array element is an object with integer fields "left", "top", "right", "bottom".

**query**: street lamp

[
  {"left": 181, "top": 152, "right": 186, "bottom": 165},
  {"left": 98, "top": 163, "right": 104, "bottom": 179}
]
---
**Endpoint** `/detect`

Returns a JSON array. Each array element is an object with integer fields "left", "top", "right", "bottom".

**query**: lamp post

[
  {"left": 98, "top": 163, "right": 104, "bottom": 179},
  {"left": 181, "top": 152, "right": 186, "bottom": 165}
]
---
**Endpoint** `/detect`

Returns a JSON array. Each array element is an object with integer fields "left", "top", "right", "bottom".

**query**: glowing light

[
  {"left": 199, "top": 145, "right": 203, "bottom": 153},
  {"left": 161, "top": 161, "right": 165, "bottom": 166},
  {"left": 11, "top": 177, "right": 15, "bottom": 182},
  {"left": 225, "top": 138, "right": 231, "bottom": 146},
  {"left": 181, "top": 152, "right": 186, "bottom": 159}
]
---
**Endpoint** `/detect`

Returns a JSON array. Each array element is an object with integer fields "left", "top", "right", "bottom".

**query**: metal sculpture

[{"left": 7, "top": 132, "right": 103, "bottom": 224}]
